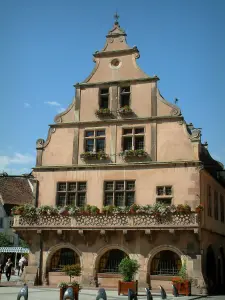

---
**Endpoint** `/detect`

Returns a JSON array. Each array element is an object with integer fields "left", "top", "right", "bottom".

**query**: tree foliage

[{"left": 0, "top": 233, "right": 13, "bottom": 247}]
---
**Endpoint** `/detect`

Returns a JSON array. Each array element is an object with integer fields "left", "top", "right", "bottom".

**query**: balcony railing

[{"left": 13, "top": 213, "right": 199, "bottom": 230}]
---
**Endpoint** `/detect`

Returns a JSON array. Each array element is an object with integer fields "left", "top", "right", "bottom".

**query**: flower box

[
  {"left": 172, "top": 279, "right": 191, "bottom": 296},
  {"left": 59, "top": 286, "right": 79, "bottom": 300},
  {"left": 118, "top": 280, "right": 138, "bottom": 296},
  {"left": 120, "top": 150, "right": 148, "bottom": 159},
  {"left": 80, "top": 152, "right": 108, "bottom": 161},
  {"left": 95, "top": 108, "right": 112, "bottom": 117},
  {"left": 118, "top": 106, "right": 133, "bottom": 115}
]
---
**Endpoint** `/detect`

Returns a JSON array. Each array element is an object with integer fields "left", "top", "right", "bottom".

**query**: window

[
  {"left": 84, "top": 129, "right": 105, "bottom": 152},
  {"left": 207, "top": 185, "right": 212, "bottom": 217},
  {"left": 56, "top": 182, "right": 87, "bottom": 207},
  {"left": 214, "top": 191, "right": 218, "bottom": 220},
  {"left": 50, "top": 248, "right": 80, "bottom": 271},
  {"left": 99, "top": 88, "right": 109, "bottom": 109},
  {"left": 122, "top": 127, "right": 145, "bottom": 151},
  {"left": 0, "top": 218, "right": 3, "bottom": 228},
  {"left": 120, "top": 86, "right": 130, "bottom": 107},
  {"left": 220, "top": 195, "right": 224, "bottom": 223},
  {"left": 104, "top": 180, "right": 135, "bottom": 206},
  {"left": 156, "top": 186, "right": 172, "bottom": 205}
]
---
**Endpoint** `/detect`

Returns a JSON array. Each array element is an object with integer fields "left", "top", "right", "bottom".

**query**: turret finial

[{"left": 114, "top": 11, "right": 119, "bottom": 24}]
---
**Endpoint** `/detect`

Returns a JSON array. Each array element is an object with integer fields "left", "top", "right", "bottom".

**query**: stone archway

[
  {"left": 147, "top": 245, "right": 185, "bottom": 291},
  {"left": 206, "top": 245, "right": 217, "bottom": 295},
  {"left": 44, "top": 243, "right": 82, "bottom": 286},
  {"left": 219, "top": 247, "right": 225, "bottom": 294},
  {"left": 93, "top": 244, "right": 130, "bottom": 288}
]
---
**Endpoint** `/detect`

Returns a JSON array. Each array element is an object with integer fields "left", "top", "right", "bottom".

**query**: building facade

[{"left": 13, "top": 19, "right": 225, "bottom": 294}]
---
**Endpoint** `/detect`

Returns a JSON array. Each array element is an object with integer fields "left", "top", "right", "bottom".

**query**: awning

[{"left": 0, "top": 247, "right": 30, "bottom": 253}]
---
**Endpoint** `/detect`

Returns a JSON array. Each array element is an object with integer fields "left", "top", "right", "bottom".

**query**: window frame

[
  {"left": 119, "top": 86, "right": 131, "bottom": 108},
  {"left": 84, "top": 128, "right": 106, "bottom": 153},
  {"left": 220, "top": 195, "right": 224, "bottom": 223},
  {"left": 121, "top": 127, "right": 145, "bottom": 151},
  {"left": 156, "top": 186, "right": 173, "bottom": 205},
  {"left": 207, "top": 185, "right": 212, "bottom": 217},
  {"left": 103, "top": 180, "right": 135, "bottom": 207},
  {"left": 214, "top": 190, "right": 219, "bottom": 220},
  {"left": 56, "top": 181, "right": 87, "bottom": 207},
  {"left": 99, "top": 87, "right": 110, "bottom": 109}
]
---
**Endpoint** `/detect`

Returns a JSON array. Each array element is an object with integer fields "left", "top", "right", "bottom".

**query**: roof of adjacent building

[{"left": 0, "top": 175, "right": 34, "bottom": 206}]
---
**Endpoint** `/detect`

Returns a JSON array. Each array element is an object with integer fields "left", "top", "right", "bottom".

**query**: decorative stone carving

[
  {"left": 170, "top": 107, "right": 181, "bottom": 116},
  {"left": 50, "top": 128, "right": 56, "bottom": 134},
  {"left": 55, "top": 116, "right": 62, "bottom": 123},
  {"left": 178, "top": 120, "right": 184, "bottom": 125},
  {"left": 36, "top": 139, "right": 45, "bottom": 149},
  {"left": 186, "top": 123, "right": 202, "bottom": 142},
  {"left": 14, "top": 213, "right": 199, "bottom": 229}
]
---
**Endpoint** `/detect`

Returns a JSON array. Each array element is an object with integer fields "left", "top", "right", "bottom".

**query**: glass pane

[
  {"left": 157, "top": 187, "right": 164, "bottom": 196},
  {"left": 165, "top": 186, "right": 172, "bottom": 195},
  {"left": 77, "top": 193, "right": 86, "bottom": 207},
  {"left": 58, "top": 183, "right": 66, "bottom": 191},
  {"left": 121, "top": 87, "right": 130, "bottom": 93},
  {"left": 126, "top": 192, "right": 135, "bottom": 206},
  {"left": 115, "top": 181, "right": 124, "bottom": 190},
  {"left": 96, "top": 139, "right": 105, "bottom": 152},
  {"left": 123, "top": 137, "right": 132, "bottom": 151},
  {"left": 115, "top": 192, "right": 124, "bottom": 207},
  {"left": 85, "top": 131, "right": 94, "bottom": 137},
  {"left": 156, "top": 198, "right": 172, "bottom": 205},
  {"left": 96, "top": 130, "right": 105, "bottom": 136},
  {"left": 135, "top": 136, "right": 144, "bottom": 150},
  {"left": 68, "top": 182, "right": 76, "bottom": 191},
  {"left": 104, "top": 193, "right": 113, "bottom": 206},
  {"left": 135, "top": 127, "right": 144, "bottom": 134},
  {"left": 126, "top": 181, "right": 135, "bottom": 190},
  {"left": 121, "top": 94, "right": 130, "bottom": 107},
  {"left": 78, "top": 182, "right": 86, "bottom": 191},
  {"left": 100, "top": 88, "right": 109, "bottom": 95},
  {"left": 67, "top": 193, "right": 76, "bottom": 205},
  {"left": 57, "top": 193, "right": 66, "bottom": 206},
  {"left": 123, "top": 128, "right": 132, "bottom": 135},
  {"left": 105, "top": 182, "right": 113, "bottom": 191},
  {"left": 85, "top": 139, "right": 94, "bottom": 152},
  {"left": 100, "top": 97, "right": 109, "bottom": 109}
]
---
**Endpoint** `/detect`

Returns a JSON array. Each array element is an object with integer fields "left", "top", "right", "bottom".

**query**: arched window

[
  {"left": 151, "top": 250, "right": 181, "bottom": 276},
  {"left": 50, "top": 248, "right": 80, "bottom": 271},
  {"left": 98, "top": 249, "right": 128, "bottom": 273}
]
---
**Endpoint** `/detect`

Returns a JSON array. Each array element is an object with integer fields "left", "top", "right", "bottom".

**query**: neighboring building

[
  {"left": 0, "top": 173, "right": 34, "bottom": 246},
  {"left": 13, "top": 18, "right": 225, "bottom": 294}
]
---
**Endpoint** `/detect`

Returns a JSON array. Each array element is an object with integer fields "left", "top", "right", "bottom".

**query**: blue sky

[{"left": 0, "top": 0, "right": 225, "bottom": 174}]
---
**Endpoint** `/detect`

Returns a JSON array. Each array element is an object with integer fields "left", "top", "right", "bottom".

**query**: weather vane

[{"left": 114, "top": 11, "right": 119, "bottom": 23}]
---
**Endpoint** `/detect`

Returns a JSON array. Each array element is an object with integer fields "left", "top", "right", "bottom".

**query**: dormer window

[
  {"left": 120, "top": 86, "right": 130, "bottom": 107},
  {"left": 99, "top": 88, "right": 109, "bottom": 109}
]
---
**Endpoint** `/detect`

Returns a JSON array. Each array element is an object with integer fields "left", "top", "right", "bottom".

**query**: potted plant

[
  {"left": 95, "top": 108, "right": 112, "bottom": 117},
  {"left": 172, "top": 260, "right": 191, "bottom": 296},
  {"left": 118, "top": 105, "right": 133, "bottom": 115},
  {"left": 118, "top": 257, "right": 140, "bottom": 295},
  {"left": 58, "top": 264, "right": 82, "bottom": 300},
  {"left": 195, "top": 204, "right": 204, "bottom": 213}
]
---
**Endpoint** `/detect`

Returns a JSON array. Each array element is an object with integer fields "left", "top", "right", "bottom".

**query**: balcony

[{"left": 13, "top": 212, "right": 199, "bottom": 230}]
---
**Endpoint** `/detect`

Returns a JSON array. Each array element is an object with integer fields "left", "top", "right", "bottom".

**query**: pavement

[{"left": 0, "top": 274, "right": 223, "bottom": 300}]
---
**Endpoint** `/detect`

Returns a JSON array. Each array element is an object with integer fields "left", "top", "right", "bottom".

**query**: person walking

[
  {"left": 5, "top": 258, "right": 13, "bottom": 281},
  {"left": 18, "top": 255, "right": 27, "bottom": 276}
]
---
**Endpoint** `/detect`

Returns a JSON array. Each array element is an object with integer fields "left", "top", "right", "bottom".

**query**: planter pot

[
  {"left": 118, "top": 280, "right": 138, "bottom": 296},
  {"left": 173, "top": 280, "right": 191, "bottom": 296},
  {"left": 59, "top": 286, "right": 79, "bottom": 300}
]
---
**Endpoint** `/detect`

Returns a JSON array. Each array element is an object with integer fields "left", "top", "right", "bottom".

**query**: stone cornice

[
  {"left": 49, "top": 115, "right": 183, "bottom": 128},
  {"left": 93, "top": 47, "right": 139, "bottom": 58},
  {"left": 74, "top": 77, "right": 159, "bottom": 88},
  {"left": 33, "top": 160, "right": 201, "bottom": 172}
]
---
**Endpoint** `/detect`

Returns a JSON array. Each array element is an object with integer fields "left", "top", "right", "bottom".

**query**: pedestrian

[
  {"left": 5, "top": 258, "right": 13, "bottom": 281},
  {"left": 18, "top": 255, "right": 27, "bottom": 276}
]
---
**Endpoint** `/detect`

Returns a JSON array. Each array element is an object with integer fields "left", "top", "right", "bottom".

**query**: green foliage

[
  {"left": 62, "top": 264, "right": 81, "bottom": 283},
  {"left": 178, "top": 260, "right": 188, "bottom": 280},
  {"left": 19, "top": 238, "right": 29, "bottom": 248},
  {"left": 118, "top": 257, "right": 140, "bottom": 282},
  {"left": 0, "top": 233, "right": 13, "bottom": 247}
]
